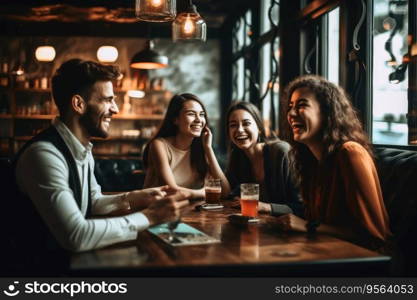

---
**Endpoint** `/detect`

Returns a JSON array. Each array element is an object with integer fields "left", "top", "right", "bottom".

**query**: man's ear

[{"left": 72, "top": 95, "right": 85, "bottom": 114}]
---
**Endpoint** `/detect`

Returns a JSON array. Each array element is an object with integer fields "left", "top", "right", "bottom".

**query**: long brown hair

[
  {"left": 225, "top": 101, "right": 268, "bottom": 186},
  {"left": 143, "top": 93, "right": 209, "bottom": 181},
  {"left": 282, "top": 75, "right": 372, "bottom": 197}
]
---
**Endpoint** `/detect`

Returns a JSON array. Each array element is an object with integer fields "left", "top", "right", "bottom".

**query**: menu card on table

[{"left": 148, "top": 223, "right": 220, "bottom": 247}]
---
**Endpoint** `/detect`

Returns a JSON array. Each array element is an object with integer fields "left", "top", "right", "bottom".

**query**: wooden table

[{"left": 71, "top": 202, "right": 390, "bottom": 276}]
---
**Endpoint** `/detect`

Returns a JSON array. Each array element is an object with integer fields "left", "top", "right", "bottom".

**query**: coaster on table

[
  {"left": 201, "top": 203, "right": 224, "bottom": 210},
  {"left": 228, "top": 213, "right": 259, "bottom": 225}
]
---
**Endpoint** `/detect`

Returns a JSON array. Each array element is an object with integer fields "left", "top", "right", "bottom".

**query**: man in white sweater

[{"left": 14, "top": 59, "right": 188, "bottom": 266}]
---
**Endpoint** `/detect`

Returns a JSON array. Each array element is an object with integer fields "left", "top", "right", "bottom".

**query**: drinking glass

[
  {"left": 240, "top": 183, "right": 259, "bottom": 218},
  {"left": 204, "top": 178, "right": 222, "bottom": 207}
]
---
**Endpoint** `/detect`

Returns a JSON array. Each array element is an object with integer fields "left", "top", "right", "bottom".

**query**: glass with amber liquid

[
  {"left": 204, "top": 178, "right": 222, "bottom": 207},
  {"left": 240, "top": 183, "right": 259, "bottom": 218}
]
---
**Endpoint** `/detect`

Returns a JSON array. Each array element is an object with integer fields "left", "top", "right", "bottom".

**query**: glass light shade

[
  {"left": 97, "top": 46, "right": 119, "bottom": 63},
  {"left": 130, "top": 40, "right": 168, "bottom": 69},
  {"left": 35, "top": 46, "right": 56, "bottom": 62},
  {"left": 135, "top": 0, "right": 176, "bottom": 22},
  {"left": 172, "top": 6, "right": 206, "bottom": 42}
]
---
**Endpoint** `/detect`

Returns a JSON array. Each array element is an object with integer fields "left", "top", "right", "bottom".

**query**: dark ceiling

[{"left": 0, "top": 0, "right": 253, "bottom": 37}]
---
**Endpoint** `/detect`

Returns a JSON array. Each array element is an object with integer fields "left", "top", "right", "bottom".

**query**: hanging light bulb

[
  {"left": 97, "top": 46, "right": 119, "bottom": 63},
  {"left": 172, "top": 0, "right": 206, "bottom": 42},
  {"left": 183, "top": 16, "right": 195, "bottom": 35},
  {"left": 35, "top": 46, "right": 56, "bottom": 62},
  {"left": 135, "top": 0, "right": 176, "bottom": 22}
]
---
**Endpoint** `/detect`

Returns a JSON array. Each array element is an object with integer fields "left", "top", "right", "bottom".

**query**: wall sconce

[
  {"left": 97, "top": 46, "right": 119, "bottom": 63},
  {"left": 35, "top": 46, "right": 56, "bottom": 62},
  {"left": 130, "top": 40, "right": 168, "bottom": 69},
  {"left": 135, "top": 0, "right": 176, "bottom": 22},
  {"left": 172, "top": 0, "right": 206, "bottom": 42}
]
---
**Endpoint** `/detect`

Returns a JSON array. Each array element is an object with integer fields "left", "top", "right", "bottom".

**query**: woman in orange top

[{"left": 280, "top": 75, "right": 390, "bottom": 249}]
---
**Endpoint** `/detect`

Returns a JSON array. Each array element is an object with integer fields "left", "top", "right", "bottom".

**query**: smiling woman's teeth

[{"left": 236, "top": 136, "right": 248, "bottom": 141}]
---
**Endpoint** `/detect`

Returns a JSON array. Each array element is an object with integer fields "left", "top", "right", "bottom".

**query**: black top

[
  {"left": 263, "top": 141, "right": 303, "bottom": 216},
  {"left": 227, "top": 140, "right": 303, "bottom": 217}
]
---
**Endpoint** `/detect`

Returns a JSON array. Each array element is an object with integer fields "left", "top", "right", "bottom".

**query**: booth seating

[
  {"left": 94, "top": 158, "right": 144, "bottom": 192},
  {"left": 2, "top": 146, "right": 417, "bottom": 275},
  {"left": 374, "top": 147, "right": 417, "bottom": 276},
  {"left": 93, "top": 147, "right": 227, "bottom": 193}
]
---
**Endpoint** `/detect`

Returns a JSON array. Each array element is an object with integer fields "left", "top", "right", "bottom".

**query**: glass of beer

[
  {"left": 204, "top": 178, "right": 222, "bottom": 207},
  {"left": 240, "top": 183, "right": 259, "bottom": 218}
]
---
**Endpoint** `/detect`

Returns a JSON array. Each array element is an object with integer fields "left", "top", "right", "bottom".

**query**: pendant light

[
  {"left": 97, "top": 46, "right": 119, "bottom": 63},
  {"left": 130, "top": 40, "right": 168, "bottom": 69},
  {"left": 135, "top": 0, "right": 176, "bottom": 22},
  {"left": 172, "top": 0, "right": 206, "bottom": 42},
  {"left": 35, "top": 46, "right": 56, "bottom": 62}
]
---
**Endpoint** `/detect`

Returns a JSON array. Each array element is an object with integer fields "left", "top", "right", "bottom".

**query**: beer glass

[
  {"left": 240, "top": 183, "right": 259, "bottom": 218},
  {"left": 204, "top": 178, "right": 222, "bottom": 207}
]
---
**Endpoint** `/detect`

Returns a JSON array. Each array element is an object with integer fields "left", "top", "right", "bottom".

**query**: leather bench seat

[
  {"left": 94, "top": 158, "right": 144, "bottom": 192},
  {"left": 374, "top": 147, "right": 417, "bottom": 275}
]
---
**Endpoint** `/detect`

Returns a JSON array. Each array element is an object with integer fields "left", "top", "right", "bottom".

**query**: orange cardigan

[{"left": 306, "top": 142, "right": 391, "bottom": 245}]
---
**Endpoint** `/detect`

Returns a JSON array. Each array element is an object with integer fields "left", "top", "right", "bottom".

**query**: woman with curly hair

[
  {"left": 280, "top": 75, "right": 390, "bottom": 249},
  {"left": 143, "top": 93, "right": 230, "bottom": 199}
]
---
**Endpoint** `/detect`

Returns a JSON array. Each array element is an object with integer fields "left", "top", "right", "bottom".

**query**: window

[
  {"left": 327, "top": 7, "right": 340, "bottom": 84},
  {"left": 230, "top": 1, "right": 280, "bottom": 132},
  {"left": 232, "top": 10, "right": 253, "bottom": 101},
  {"left": 372, "top": 0, "right": 408, "bottom": 145},
  {"left": 232, "top": 58, "right": 246, "bottom": 100},
  {"left": 260, "top": 0, "right": 280, "bottom": 132}
]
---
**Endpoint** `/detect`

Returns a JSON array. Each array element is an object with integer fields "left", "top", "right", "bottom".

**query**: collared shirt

[{"left": 16, "top": 118, "right": 149, "bottom": 252}]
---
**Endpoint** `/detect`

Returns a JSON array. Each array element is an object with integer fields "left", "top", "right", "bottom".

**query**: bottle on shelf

[
  {"left": 0, "top": 60, "right": 9, "bottom": 87},
  {"left": 12, "top": 49, "right": 27, "bottom": 88},
  {"left": 0, "top": 93, "right": 10, "bottom": 114},
  {"left": 40, "top": 74, "right": 49, "bottom": 90}
]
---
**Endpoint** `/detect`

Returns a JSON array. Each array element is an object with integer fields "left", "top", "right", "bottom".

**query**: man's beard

[{"left": 79, "top": 105, "right": 109, "bottom": 138}]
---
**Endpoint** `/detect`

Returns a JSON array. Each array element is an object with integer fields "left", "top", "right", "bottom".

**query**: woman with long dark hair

[
  {"left": 226, "top": 101, "right": 302, "bottom": 216},
  {"left": 280, "top": 75, "right": 390, "bottom": 249},
  {"left": 143, "top": 93, "right": 230, "bottom": 199}
]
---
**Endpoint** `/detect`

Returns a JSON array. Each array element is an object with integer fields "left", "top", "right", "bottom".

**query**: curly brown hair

[{"left": 282, "top": 75, "right": 372, "bottom": 194}]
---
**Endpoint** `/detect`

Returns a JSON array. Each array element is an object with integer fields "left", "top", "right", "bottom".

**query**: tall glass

[
  {"left": 204, "top": 178, "right": 222, "bottom": 207},
  {"left": 240, "top": 183, "right": 259, "bottom": 218}
]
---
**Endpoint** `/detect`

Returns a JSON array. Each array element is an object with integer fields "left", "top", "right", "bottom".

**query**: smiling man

[{"left": 13, "top": 59, "right": 189, "bottom": 274}]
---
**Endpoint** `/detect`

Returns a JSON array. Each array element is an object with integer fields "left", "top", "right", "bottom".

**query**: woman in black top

[{"left": 226, "top": 101, "right": 303, "bottom": 216}]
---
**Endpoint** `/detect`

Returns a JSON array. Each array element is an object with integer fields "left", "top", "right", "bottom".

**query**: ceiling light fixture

[
  {"left": 130, "top": 40, "right": 168, "bottom": 69},
  {"left": 97, "top": 46, "right": 118, "bottom": 63},
  {"left": 172, "top": 0, "right": 206, "bottom": 42},
  {"left": 135, "top": 0, "right": 176, "bottom": 22},
  {"left": 35, "top": 46, "right": 56, "bottom": 62}
]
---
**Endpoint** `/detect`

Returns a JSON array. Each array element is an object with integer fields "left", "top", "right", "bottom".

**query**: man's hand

[
  {"left": 141, "top": 191, "right": 190, "bottom": 226},
  {"left": 276, "top": 214, "right": 307, "bottom": 232},
  {"left": 127, "top": 185, "right": 171, "bottom": 211}
]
